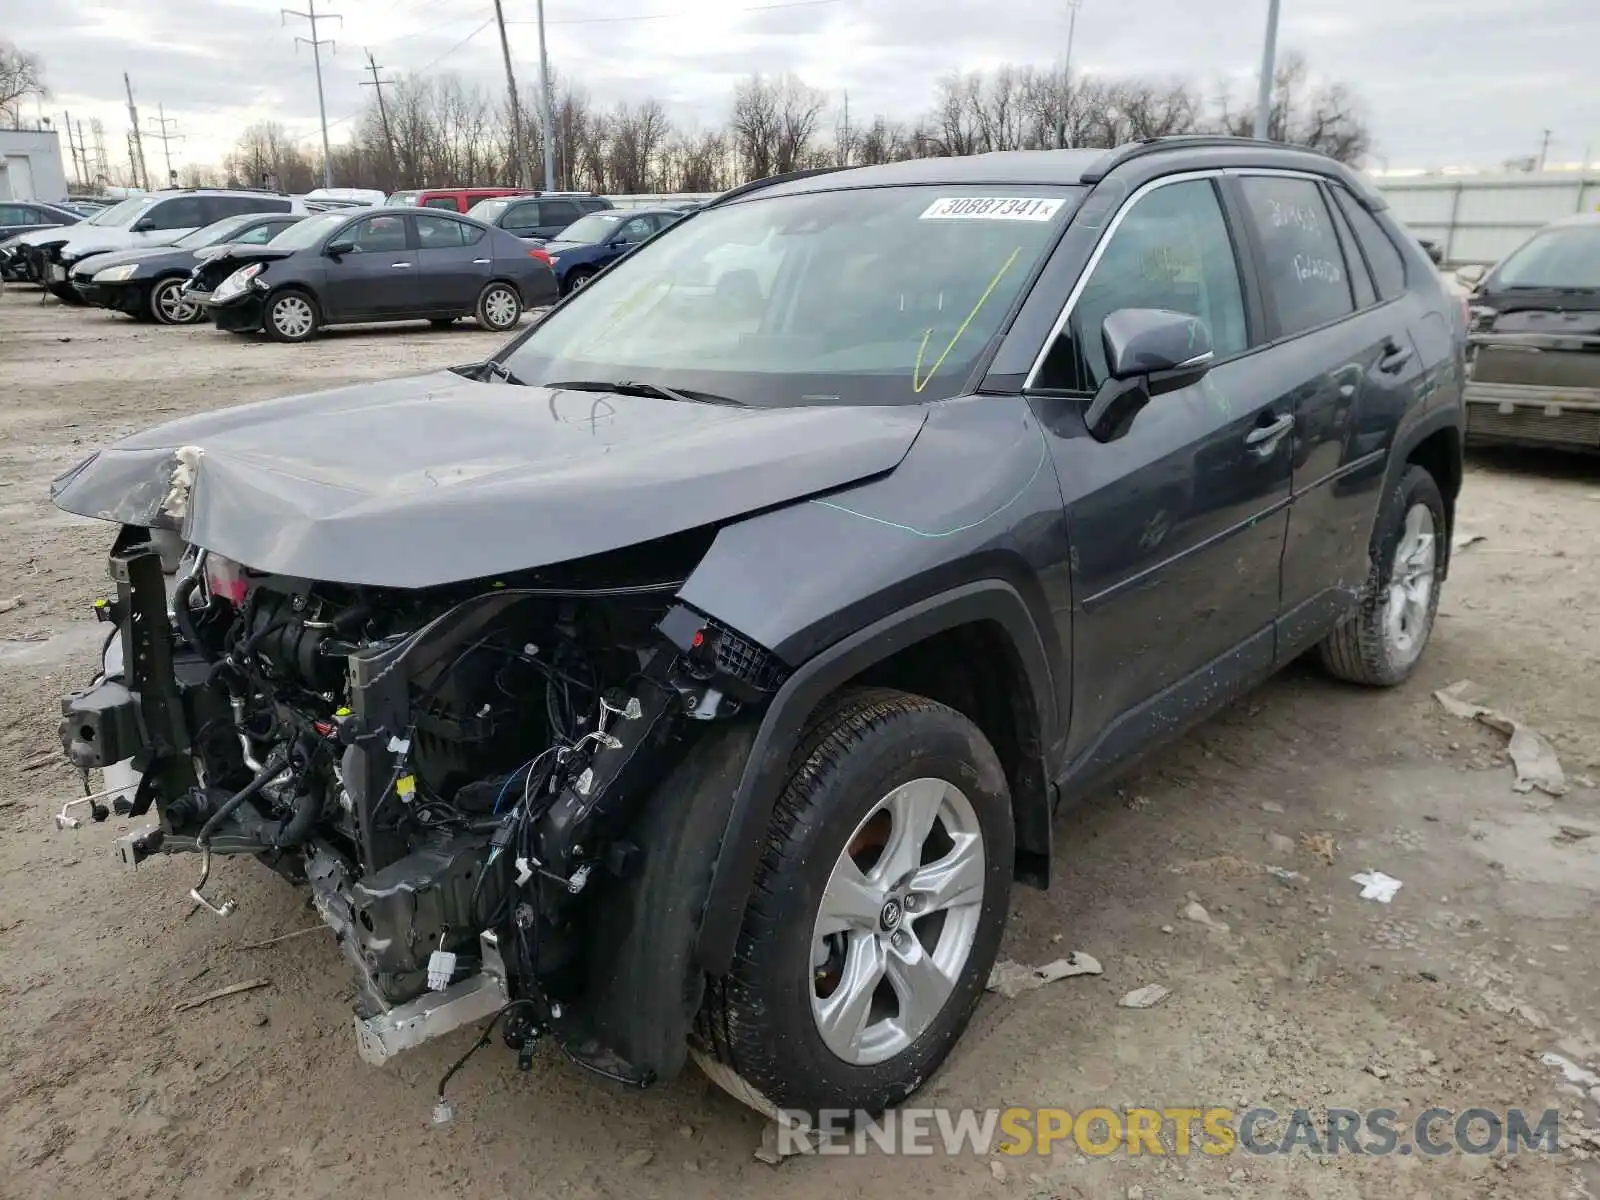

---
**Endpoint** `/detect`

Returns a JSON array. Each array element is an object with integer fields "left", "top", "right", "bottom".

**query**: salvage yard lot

[{"left": 1, "top": 288, "right": 1598, "bottom": 1200}]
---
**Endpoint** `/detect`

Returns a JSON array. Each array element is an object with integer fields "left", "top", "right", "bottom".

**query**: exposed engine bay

[{"left": 59, "top": 523, "right": 787, "bottom": 1086}]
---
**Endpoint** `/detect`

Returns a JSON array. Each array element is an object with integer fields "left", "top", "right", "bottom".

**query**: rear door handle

[
  {"left": 472, "top": 258, "right": 491, "bottom": 265},
  {"left": 1245, "top": 413, "right": 1295, "bottom": 453},
  {"left": 391, "top": 262, "right": 413, "bottom": 269},
  {"left": 1378, "top": 338, "right": 1413, "bottom": 373}
]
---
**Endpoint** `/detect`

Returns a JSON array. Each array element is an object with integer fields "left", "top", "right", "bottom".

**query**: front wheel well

[{"left": 842, "top": 620, "right": 1050, "bottom": 886}]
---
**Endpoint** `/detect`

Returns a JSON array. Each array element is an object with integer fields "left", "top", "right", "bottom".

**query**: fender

[
  {"left": 693, "top": 579, "right": 1056, "bottom": 975},
  {"left": 1379, "top": 395, "right": 1465, "bottom": 574}
]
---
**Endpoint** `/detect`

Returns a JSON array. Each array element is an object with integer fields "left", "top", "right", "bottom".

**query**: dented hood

[{"left": 50, "top": 370, "right": 927, "bottom": 588}]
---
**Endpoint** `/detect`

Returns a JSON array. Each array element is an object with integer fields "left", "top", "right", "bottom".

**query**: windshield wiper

[
  {"left": 547, "top": 379, "right": 743, "bottom": 406},
  {"left": 483, "top": 359, "right": 528, "bottom": 386}
]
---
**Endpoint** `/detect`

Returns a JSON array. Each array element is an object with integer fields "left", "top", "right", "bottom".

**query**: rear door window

[
  {"left": 578, "top": 198, "right": 609, "bottom": 213},
  {"left": 424, "top": 196, "right": 461, "bottom": 211},
  {"left": 415, "top": 213, "right": 471, "bottom": 248},
  {"left": 1238, "top": 176, "right": 1355, "bottom": 337},
  {"left": 1330, "top": 187, "right": 1407, "bottom": 301},
  {"left": 146, "top": 196, "right": 209, "bottom": 231},
  {"left": 540, "top": 200, "right": 581, "bottom": 229},
  {"left": 501, "top": 201, "right": 542, "bottom": 235},
  {"left": 1036, "top": 178, "right": 1249, "bottom": 392}
]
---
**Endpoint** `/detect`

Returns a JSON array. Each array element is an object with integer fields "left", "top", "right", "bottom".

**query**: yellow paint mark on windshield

[{"left": 912, "top": 247, "right": 1022, "bottom": 394}]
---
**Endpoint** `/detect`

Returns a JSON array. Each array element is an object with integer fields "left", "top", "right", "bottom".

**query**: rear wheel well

[
  {"left": 841, "top": 620, "right": 1049, "bottom": 885},
  {"left": 1407, "top": 427, "right": 1461, "bottom": 518}
]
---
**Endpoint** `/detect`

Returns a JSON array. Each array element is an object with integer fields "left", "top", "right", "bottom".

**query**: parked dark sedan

[
  {"left": 541, "top": 207, "right": 686, "bottom": 293},
  {"left": 464, "top": 192, "right": 613, "bottom": 242},
  {"left": 69, "top": 212, "right": 306, "bottom": 324},
  {"left": 1460, "top": 212, "right": 1600, "bottom": 452},
  {"left": 0, "top": 200, "right": 82, "bottom": 280},
  {"left": 188, "top": 208, "right": 559, "bottom": 341}
]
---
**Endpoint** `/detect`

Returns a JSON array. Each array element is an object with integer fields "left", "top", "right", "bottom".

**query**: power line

[
  {"left": 283, "top": 0, "right": 344, "bottom": 187},
  {"left": 413, "top": 17, "right": 494, "bottom": 75},
  {"left": 508, "top": 0, "right": 843, "bottom": 27}
]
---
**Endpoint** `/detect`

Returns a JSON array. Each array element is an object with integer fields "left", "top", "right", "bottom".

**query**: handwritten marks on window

[{"left": 1241, "top": 176, "right": 1355, "bottom": 336}]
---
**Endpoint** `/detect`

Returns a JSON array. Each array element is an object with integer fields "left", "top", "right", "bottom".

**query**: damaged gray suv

[{"left": 52, "top": 137, "right": 1466, "bottom": 1118}]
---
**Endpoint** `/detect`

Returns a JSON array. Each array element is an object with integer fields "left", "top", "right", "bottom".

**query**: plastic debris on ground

[
  {"left": 1119, "top": 984, "right": 1172, "bottom": 1009},
  {"left": 1451, "top": 531, "right": 1487, "bottom": 553},
  {"left": 1179, "top": 900, "right": 1230, "bottom": 933},
  {"left": 1434, "top": 680, "right": 1568, "bottom": 797},
  {"left": 1351, "top": 871, "right": 1404, "bottom": 903},
  {"left": 986, "top": 951, "right": 1103, "bottom": 998}
]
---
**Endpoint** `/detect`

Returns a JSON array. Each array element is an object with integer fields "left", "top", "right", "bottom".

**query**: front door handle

[
  {"left": 472, "top": 258, "right": 491, "bottom": 265},
  {"left": 391, "top": 262, "right": 413, "bottom": 269},
  {"left": 1245, "top": 412, "right": 1295, "bottom": 454},
  {"left": 1378, "top": 337, "right": 1413, "bottom": 373}
]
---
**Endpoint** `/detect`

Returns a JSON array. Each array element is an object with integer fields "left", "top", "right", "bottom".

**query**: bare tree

[
  {"left": 1212, "top": 51, "right": 1371, "bottom": 163},
  {"left": 0, "top": 40, "right": 47, "bottom": 126},
  {"left": 930, "top": 72, "right": 982, "bottom": 157},
  {"left": 730, "top": 74, "right": 780, "bottom": 181}
]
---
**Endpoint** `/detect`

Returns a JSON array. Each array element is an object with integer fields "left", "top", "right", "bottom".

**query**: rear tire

[
  {"left": 263, "top": 289, "right": 319, "bottom": 343},
  {"left": 1319, "top": 463, "right": 1446, "bottom": 686},
  {"left": 474, "top": 282, "right": 522, "bottom": 331},
  {"left": 696, "top": 688, "right": 1013, "bottom": 1117}
]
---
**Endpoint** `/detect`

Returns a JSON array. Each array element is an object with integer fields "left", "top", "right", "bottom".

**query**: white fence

[{"left": 1369, "top": 173, "right": 1600, "bottom": 265}]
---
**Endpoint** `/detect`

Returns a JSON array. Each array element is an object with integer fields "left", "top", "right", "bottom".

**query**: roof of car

[{"left": 720, "top": 137, "right": 1382, "bottom": 207}]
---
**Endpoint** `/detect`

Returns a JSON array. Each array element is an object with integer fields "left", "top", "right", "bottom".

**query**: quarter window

[
  {"left": 1239, "top": 176, "right": 1354, "bottom": 336},
  {"left": 424, "top": 196, "right": 460, "bottom": 210},
  {"left": 1325, "top": 191, "right": 1377, "bottom": 309},
  {"left": 1036, "top": 179, "right": 1248, "bottom": 393},
  {"left": 1330, "top": 187, "right": 1407, "bottom": 300}
]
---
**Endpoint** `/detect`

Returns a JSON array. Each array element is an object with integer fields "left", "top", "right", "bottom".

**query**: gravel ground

[{"left": 1, "top": 287, "right": 1598, "bottom": 1200}]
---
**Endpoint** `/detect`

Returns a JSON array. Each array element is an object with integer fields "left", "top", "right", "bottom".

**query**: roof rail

[
  {"left": 1080, "top": 135, "right": 1298, "bottom": 184},
  {"left": 706, "top": 165, "right": 852, "bottom": 208}
]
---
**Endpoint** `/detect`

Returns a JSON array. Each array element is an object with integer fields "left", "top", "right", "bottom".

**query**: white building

[{"left": 0, "top": 128, "right": 70, "bottom": 203}]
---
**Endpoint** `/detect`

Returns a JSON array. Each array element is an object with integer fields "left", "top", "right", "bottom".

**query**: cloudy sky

[{"left": 12, "top": 0, "right": 1600, "bottom": 178}]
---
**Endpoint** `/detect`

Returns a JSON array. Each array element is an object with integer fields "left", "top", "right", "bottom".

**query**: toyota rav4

[{"left": 51, "top": 137, "right": 1465, "bottom": 1119}]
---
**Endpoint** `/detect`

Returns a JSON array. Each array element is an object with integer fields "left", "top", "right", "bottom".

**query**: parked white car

[{"left": 17, "top": 190, "right": 307, "bottom": 303}]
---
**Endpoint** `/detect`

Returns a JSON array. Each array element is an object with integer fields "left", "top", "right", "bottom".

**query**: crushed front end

[{"left": 59, "top": 523, "right": 785, "bottom": 1084}]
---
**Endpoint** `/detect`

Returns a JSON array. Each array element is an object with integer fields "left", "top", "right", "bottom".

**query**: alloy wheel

[
  {"left": 810, "top": 776, "right": 985, "bottom": 1066},
  {"left": 155, "top": 280, "right": 200, "bottom": 324},
  {"left": 1383, "top": 502, "right": 1437, "bottom": 662}
]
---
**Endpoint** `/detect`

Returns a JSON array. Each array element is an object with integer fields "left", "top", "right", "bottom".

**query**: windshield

[
  {"left": 1494, "top": 224, "right": 1600, "bottom": 290},
  {"left": 266, "top": 211, "right": 348, "bottom": 251},
  {"left": 85, "top": 196, "right": 160, "bottom": 227},
  {"left": 175, "top": 215, "right": 255, "bottom": 249},
  {"left": 502, "top": 185, "right": 1082, "bottom": 406},
  {"left": 552, "top": 212, "right": 625, "bottom": 244},
  {"left": 468, "top": 198, "right": 511, "bottom": 222},
  {"left": 386, "top": 192, "right": 420, "bottom": 207}
]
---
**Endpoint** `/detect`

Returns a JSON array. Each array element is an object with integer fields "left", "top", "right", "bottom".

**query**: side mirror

[
  {"left": 325, "top": 238, "right": 355, "bottom": 257},
  {"left": 1084, "top": 308, "right": 1214, "bottom": 443},
  {"left": 1454, "top": 263, "right": 1487, "bottom": 288},
  {"left": 131, "top": 217, "right": 155, "bottom": 233}
]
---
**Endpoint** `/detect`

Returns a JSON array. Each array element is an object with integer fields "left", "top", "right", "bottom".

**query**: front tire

[
  {"left": 263, "top": 289, "right": 319, "bottom": 343},
  {"left": 474, "top": 281, "right": 522, "bottom": 331},
  {"left": 563, "top": 266, "right": 596, "bottom": 295},
  {"left": 1319, "top": 463, "right": 1447, "bottom": 686},
  {"left": 149, "top": 277, "right": 203, "bottom": 325},
  {"left": 697, "top": 688, "right": 1013, "bottom": 1116}
]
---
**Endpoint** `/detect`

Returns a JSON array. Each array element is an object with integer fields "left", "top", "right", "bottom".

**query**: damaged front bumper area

[{"left": 58, "top": 524, "right": 788, "bottom": 1083}]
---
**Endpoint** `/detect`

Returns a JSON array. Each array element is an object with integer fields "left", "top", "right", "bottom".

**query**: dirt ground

[{"left": 1, "top": 286, "right": 1597, "bottom": 1200}]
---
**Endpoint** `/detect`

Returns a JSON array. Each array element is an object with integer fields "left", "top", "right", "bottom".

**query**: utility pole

[
  {"left": 1253, "top": 0, "right": 1282, "bottom": 141},
  {"left": 361, "top": 49, "right": 399, "bottom": 187},
  {"left": 62, "top": 111, "right": 84, "bottom": 189},
  {"left": 1536, "top": 128, "right": 1552, "bottom": 171},
  {"left": 144, "top": 103, "right": 185, "bottom": 188},
  {"left": 490, "top": 0, "right": 527, "bottom": 188},
  {"left": 534, "top": 0, "right": 555, "bottom": 191},
  {"left": 124, "top": 73, "right": 151, "bottom": 191},
  {"left": 1063, "top": 0, "right": 1083, "bottom": 147},
  {"left": 282, "top": 0, "right": 342, "bottom": 188}
]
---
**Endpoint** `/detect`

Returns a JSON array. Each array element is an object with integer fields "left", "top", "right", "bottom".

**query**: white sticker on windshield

[{"left": 919, "top": 197, "right": 1064, "bottom": 222}]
